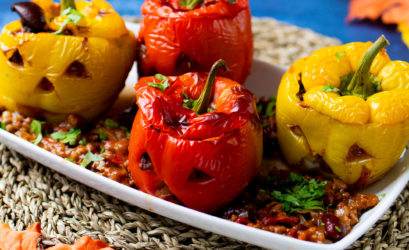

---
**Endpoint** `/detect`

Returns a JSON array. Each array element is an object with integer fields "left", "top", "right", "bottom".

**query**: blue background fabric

[{"left": 0, "top": 0, "right": 408, "bottom": 60}]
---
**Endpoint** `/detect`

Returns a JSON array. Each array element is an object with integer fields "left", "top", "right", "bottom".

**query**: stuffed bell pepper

[
  {"left": 136, "top": 0, "right": 253, "bottom": 84},
  {"left": 128, "top": 60, "right": 263, "bottom": 213},
  {"left": 0, "top": 0, "right": 136, "bottom": 123},
  {"left": 277, "top": 35, "right": 409, "bottom": 187}
]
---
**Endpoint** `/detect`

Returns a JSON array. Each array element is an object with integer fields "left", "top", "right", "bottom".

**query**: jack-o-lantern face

[{"left": 0, "top": 0, "right": 136, "bottom": 123}]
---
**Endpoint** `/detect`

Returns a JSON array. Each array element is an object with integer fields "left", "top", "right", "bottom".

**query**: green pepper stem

[
  {"left": 346, "top": 35, "right": 390, "bottom": 98},
  {"left": 192, "top": 59, "right": 228, "bottom": 115},
  {"left": 61, "top": 0, "right": 77, "bottom": 14}
]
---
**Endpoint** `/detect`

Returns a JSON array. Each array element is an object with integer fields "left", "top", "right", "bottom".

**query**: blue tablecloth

[{"left": 0, "top": 0, "right": 408, "bottom": 60}]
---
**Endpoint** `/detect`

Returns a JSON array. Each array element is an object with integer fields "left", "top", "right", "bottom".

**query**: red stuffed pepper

[
  {"left": 136, "top": 0, "right": 253, "bottom": 84},
  {"left": 128, "top": 60, "right": 262, "bottom": 213}
]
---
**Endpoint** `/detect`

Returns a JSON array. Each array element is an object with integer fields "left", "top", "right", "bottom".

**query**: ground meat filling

[
  {"left": 256, "top": 98, "right": 278, "bottom": 156},
  {"left": 0, "top": 110, "right": 134, "bottom": 186},
  {"left": 221, "top": 169, "right": 379, "bottom": 243}
]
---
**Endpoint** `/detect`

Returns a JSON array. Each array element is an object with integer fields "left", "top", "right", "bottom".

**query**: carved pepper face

[
  {"left": 277, "top": 39, "right": 409, "bottom": 187},
  {"left": 128, "top": 72, "right": 263, "bottom": 213},
  {"left": 136, "top": 0, "right": 253, "bottom": 84},
  {"left": 0, "top": 0, "right": 136, "bottom": 123}
]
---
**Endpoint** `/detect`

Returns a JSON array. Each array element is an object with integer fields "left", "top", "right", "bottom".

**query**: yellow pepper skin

[
  {"left": 0, "top": 0, "right": 136, "bottom": 123},
  {"left": 277, "top": 39, "right": 409, "bottom": 186}
]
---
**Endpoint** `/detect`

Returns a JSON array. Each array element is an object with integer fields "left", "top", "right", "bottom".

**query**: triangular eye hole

[
  {"left": 8, "top": 49, "right": 23, "bottom": 68},
  {"left": 187, "top": 168, "right": 213, "bottom": 182},
  {"left": 290, "top": 125, "right": 305, "bottom": 137},
  {"left": 66, "top": 61, "right": 90, "bottom": 78}
]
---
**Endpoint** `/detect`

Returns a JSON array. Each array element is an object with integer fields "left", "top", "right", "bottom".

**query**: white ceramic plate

[{"left": 0, "top": 22, "right": 407, "bottom": 250}]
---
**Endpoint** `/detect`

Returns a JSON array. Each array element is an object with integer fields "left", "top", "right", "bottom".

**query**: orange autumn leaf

[
  {"left": 47, "top": 236, "right": 113, "bottom": 250},
  {"left": 0, "top": 222, "right": 41, "bottom": 250},
  {"left": 347, "top": 0, "right": 409, "bottom": 25}
]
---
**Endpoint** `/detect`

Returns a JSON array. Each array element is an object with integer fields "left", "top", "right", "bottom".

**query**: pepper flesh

[
  {"left": 136, "top": 0, "right": 253, "bottom": 84},
  {"left": 277, "top": 41, "right": 409, "bottom": 186},
  {"left": 128, "top": 73, "right": 263, "bottom": 213},
  {"left": 0, "top": 0, "right": 136, "bottom": 123}
]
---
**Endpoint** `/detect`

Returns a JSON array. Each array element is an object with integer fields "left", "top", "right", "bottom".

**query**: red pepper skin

[
  {"left": 136, "top": 0, "right": 253, "bottom": 84},
  {"left": 128, "top": 72, "right": 262, "bottom": 213}
]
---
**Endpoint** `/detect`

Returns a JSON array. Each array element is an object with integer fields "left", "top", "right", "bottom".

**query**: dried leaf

[
  {"left": 347, "top": 0, "right": 409, "bottom": 24},
  {"left": 0, "top": 223, "right": 41, "bottom": 250},
  {"left": 47, "top": 236, "right": 113, "bottom": 250},
  {"left": 398, "top": 22, "right": 409, "bottom": 47}
]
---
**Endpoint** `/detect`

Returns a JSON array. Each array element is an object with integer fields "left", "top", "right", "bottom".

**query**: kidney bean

[
  {"left": 236, "top": 218, "right": 251, "bottom": 225},
  {"left": 321, "top": 215, "right": 347, "bottom": 240}
]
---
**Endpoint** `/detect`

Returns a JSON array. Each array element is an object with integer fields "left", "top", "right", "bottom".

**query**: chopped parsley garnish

[
  {"left": 0, "top": 122, "right": 5, "bottom": 130},
  {"left": 320, "top": 221, "right": 325, "bottom": 226},
  {"left": 321, "top": 84, "right": 341, "bottom": 94},
  {"left": 105, "top": 119, "right": 118, "bottom": 128},
  {"left": 100, "top": 147, "right": 105, "bottom": 154},
  {"left": 269, "top": 172, "right": 327, "bottom": 213},
  {"left": 31, "top": 120, "right": 45, "bottom": 145},
  {"left": 257, "top": 105, "right": 262, "bottom": 114},
  {"left": 80, "top": 151, "right": 104, "bottom": 167},
  {"left": 259, "top": 189, "right": 266, "bottom": 193},
  {"left": 335, "top": 226, "right": 341, "bottom": 233},
  {"left": 50, "top": 128, "right": 81, "bottom": 146},
  {"left": 65, "top": 158, "right": 74, "bottom": 162},
  {"left": 53, "top": 7, "right": 85, "bottom": 35},
  {"left": 406, "top": 145, "right": 408, "bottom": 150},
  {"left": 79, "top": 138, "right": 87, "bottom": 146},
  {"left": 182, "top": 87, "right": 198, "bottom": 109},
  {"left": 335, "top": 51, "right": 346, "bottom": 63},
  {"left": 99, "top": 129, "right": 108, "bottom": 140},
  {"left": 262, "top": 123, "right": 268, "bottom": 128},
  {"left": 105, "top": 119, "right": 119, "bottom": 128},
  {"left": 120, "top": 126, "right": 128, "bottom": 131},
  {"left": 377, "top": 193, "right": 386, "bottom": 197},
  {"left": 265, "top": 95, "right": 276, "bottom": 117},
  {"left": 146, "top": 74, "right": 171, "bottom": 92},
  {"left": 126, "top": 131, "right": 130, "bottom": 140}
]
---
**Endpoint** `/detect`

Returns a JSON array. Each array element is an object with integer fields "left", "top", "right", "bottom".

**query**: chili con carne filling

[{"left": 0, "top": 99, "right": 380, "bottom": 243}]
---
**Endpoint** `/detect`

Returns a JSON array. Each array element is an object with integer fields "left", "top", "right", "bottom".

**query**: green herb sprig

[
  {"left": 182, "top": 88, "right": 198, "bottom": 109},
  {"left": 146, "top": 74, "right": 171, "bottom": 92},
  {"left": 53, "top": 7, "right": 85, "bottom": 35},
  {"left": 81, "top": 151, "right": 104, "bottom": 167},
  {"left": 269, "top": 172, "right": 328, "bottom": 213},
  {"left": 321, "top": 84, "right": 341, "bottom": 94},
  {"left": 50, "top": 128, "right": 81, "bottom": 146},
  {"left": 31, "top": 120, "right": 45, "bottom": 145},
  {"left": 99, "top": 129, "right": 107, "bottom": 140},
  {"left": 335, "top": 51, "right": 346, "bottom": 63},
  {"left": 257, "top": 94, "right": 277, "bottom": 117},
  {"left": 105, "top": 119, "right": 118, "bottom": 128},
  {"left": 0, "top": 122, "right": 5, "bottom": 130}
]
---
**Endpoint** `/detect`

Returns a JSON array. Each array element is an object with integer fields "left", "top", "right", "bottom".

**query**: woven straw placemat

[{"left": 0, "top": 17, "right": 406, "bottom": 250}]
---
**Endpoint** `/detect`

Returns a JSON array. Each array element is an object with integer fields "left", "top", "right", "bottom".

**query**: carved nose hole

[
  {"left": 138, "top": 152, "right": 154, "bottom": 172},
  {"left": 345, "top": 144, "right": 372, "bottom": 163},
  {"left": 187, "top": 168, "right": 213, "bottom": 182},
  {"left": 175, "top": 52, "right": 198, "bottom": 72},
  {"left": 8, "top": 49, "right": 24, "bottom": 68},
  {"left": 66, "top": 61, "right": 90, "bottom": 78},
  {"left": 290, "top": 125, "right": 305, "bottom": 137},
  {"left": 34, "top": 77, "right": 54, "bottom": 94}
]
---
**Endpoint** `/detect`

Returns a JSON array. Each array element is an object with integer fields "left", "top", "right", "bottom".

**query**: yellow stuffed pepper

[
  {"left": 0, "top": 0, "right": 136, "bottom": 123},
  {"left": 277, "top": 35, "right": 409, "bottom": 187}
]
